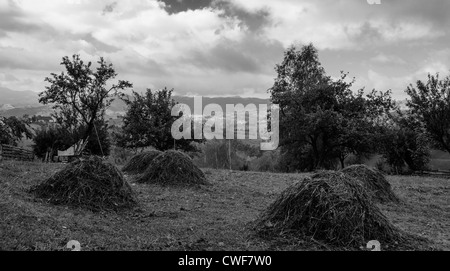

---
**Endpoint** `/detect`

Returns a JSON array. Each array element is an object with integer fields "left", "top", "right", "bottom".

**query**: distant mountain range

[
  {"left": 0, "top": 87, "right": 40, "bottom": 106},
  {"left": 0, "top": 87, "right": 270, "bottom": 118}
]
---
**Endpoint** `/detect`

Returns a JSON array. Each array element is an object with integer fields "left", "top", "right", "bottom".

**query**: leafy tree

[
  {"left": 32, "top": 126, "right": 72, "bottom": 158},
  {"left": 380, "top": 112, "right": 430, "bottom": 173},
  {"left": 116, "top": 88, "right": 203, "bottom": 152},
  {"left": 0, "top": 116, "right": 33, "bottom": 146},
  {"left": 270, "top": 44, "right": 395, "bottom": 171},
  {"left": 406, "top": 73, "right": 450, "bottom": 154},
  {"left": 38, "top": 54, "right": 132, "bottom": 154},
  {"left": 32, "top": 118, "right": 110, "bottom": 159}
]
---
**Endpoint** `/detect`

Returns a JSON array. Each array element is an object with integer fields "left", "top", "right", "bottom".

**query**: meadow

[{"left": 0, "top": 160, "right": 448, "bottom": 251}]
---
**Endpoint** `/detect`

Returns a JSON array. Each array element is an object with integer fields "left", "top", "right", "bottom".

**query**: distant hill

[
  {"left": 0, "top": 105, "right": 52, "bottom": 118},
  {"left": 0, "top": 89, "right": 271, "bottom": 118},
  {"left": 0, "top": 87, "right": 40, "bottom": 106},
  {"left": 173, "top": 96, "right": 270, "bottom": 111}
]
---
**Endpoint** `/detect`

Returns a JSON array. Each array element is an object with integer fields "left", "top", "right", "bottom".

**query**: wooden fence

[{"left": 0, "top": 144, "right": 34, "bottom": 161}]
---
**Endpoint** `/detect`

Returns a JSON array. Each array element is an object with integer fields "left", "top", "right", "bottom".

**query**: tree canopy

[
  {"left": 39, "top": 54, "right": 132, "bottom": 154},
  {"left": 270, "top": 44, "right": 396, "bottom": 171},
  {"left": 406, "top": 72, "right": 450, "bottom": 155},
  {"left": 116, "top": 88, "right": 203, "bottom": 152},
  {"left": 0, "top": 116, "right": 33, "bottom": 146}
]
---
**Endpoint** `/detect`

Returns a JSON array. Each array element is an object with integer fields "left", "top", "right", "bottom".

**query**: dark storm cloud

[
  {"left": 345, "top": 22, "right": 383, "bottom": 46},
  {"left": 184, "top": 36, "right": 284, "bottom": 74},
  {"left": 102, "top": 2, "right": 117, "bottom": 15},
  {"left": 158, "top": 0, "right": 214, "bottom": 14},
  {"left": 0, "top": 8, "right": 40, "bottom": 34},
  {"left": 212, "top": 0, "right": 272, "bottom": 33}
]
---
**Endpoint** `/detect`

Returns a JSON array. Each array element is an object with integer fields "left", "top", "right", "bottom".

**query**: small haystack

[
  {"left": 341, "top": 164, "right": 399, "bottom": 203},
  {"left": 30, "top": 156, "right": 137, "bottom": 211},
  {"left": 137, "top": 150, "right": 209, "bottom": 187},
  {"left": 254, "top": 171, "right": 402, "bottom": 248},
  {"left": 122, "top": 150, "right": 162, "bottom": 174}
]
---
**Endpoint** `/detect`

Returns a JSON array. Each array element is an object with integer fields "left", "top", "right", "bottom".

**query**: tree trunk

[
  {"left": 228, "top": 140, "right": 232, "bottom": 170},
  {"left": 340, "top": 157, "right": 345, "bottom": 169},
  {"left": 215, "top": 147, "right": 219, "bottom": 169}
]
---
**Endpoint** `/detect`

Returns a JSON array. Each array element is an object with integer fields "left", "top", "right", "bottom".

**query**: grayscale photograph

[{"left": 0, "top": 0, "right": 449, "bottom": 254}]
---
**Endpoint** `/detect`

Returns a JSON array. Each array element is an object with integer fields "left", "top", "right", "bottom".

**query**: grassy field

[{"left": 0, "top": 160, "right": 449, "bottom": 251}]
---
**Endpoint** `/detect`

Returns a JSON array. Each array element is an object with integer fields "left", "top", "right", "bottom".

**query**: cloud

[
  {"left": 159, "top": 0, "right": 214, "bottom": 14},
  {"left": 0, "top": 72, "right": 19, "bottom": 82},
  {"left": 0, "top": 0, "right": 450, "bottom": 100},
  {"left": 371, "top": 53, "right": 406, "bottom": 65},
  {"left": 183, "top": 35, "right": 284, "bottom": 74},
  {"left": 212, "top": 0, "right": 273, "bottom": 33},
  {"left": 367, "top": 58, "right": 450, "bottom": 100},
  {"left": 102, "top": 2, "right": 117, "bottom": 15}
]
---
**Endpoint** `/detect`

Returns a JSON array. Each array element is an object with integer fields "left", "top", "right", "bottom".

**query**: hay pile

[
  {"left": 30, "top": 156, "right": 137, "bottom": 211},
  {"left": 341, "top": 165, "right": 399, "bottom": 203},
  {"left": 137, "top": 150, "right": 209, "bottom": 187},
  {"left": 122, "top": 150, "right": 162, "bottom": 174},
  {"left": 254, "top": 171, "right": 402, "bottom": 248}
]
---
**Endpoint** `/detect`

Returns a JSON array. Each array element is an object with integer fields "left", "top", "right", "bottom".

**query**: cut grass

[
  {"left": 0, "top": 161, "right": 448, "bottom": 251},
  {"left": 341, "top": 165, "right": 400, "bottom": 203},
  {"left": 30, "top": 157, "right": 137, "bottom": 212},
  {"left": 137, "top": 150, "right": 209, "bottom": 187},
  {"left": 253, "top": 171, "right": 410, "bottom": 249},
  {"left": 122, "top": 150, "right": 162, "bottom": 175}
]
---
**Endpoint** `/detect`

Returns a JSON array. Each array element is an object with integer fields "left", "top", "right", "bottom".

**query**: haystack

[
  {"left": 137, "top": 150, "right": 209, "bottom": 187},
  {"left": 30, "top": 156, "right": 137, "bottom": 211},
  {"left": 341, "top": 165, "right": 399, "bottom": 203},
  {"left": 122, "top": 150, "right": 162, "bottom": 174},
  {"left": 254, "top": 171, "right": 402, "bottom": 248}
]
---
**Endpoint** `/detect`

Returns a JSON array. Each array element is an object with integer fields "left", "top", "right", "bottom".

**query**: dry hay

[
  {"left": 30, "top": 156, "right": 137, "bottom": 211},
  {"left": 122, "top": 150, "right": 162, "bottom": 174},
  {"left": 254, "top": 171, "right": 405, "bottom": 249},
  {"left": 137, "top": 150, "right": 209, "bottom": 187},
  {"left": 341, "top": 164, "right": 399, "bottom": 203}
]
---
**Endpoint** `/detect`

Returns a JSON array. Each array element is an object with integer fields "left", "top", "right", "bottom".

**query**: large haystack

[
  {"left": 122, "top": 150, "right": 162, "bottom": 174},
  {"left": 137, "top": 150, "right": 209, "bottom": 187},
  {"left": 254, "top": 171, "right": 402, "bottom": 248},
  {"left": 341, "top": 164, "right": 399, "bottom": 203},
  {"left": 30, "top": 156, "right": 137, "bottom": 211}
]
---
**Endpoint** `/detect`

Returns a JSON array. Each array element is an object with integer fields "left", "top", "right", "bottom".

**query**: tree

[
  {"left": 0, "top": 116, "right": 33, "bottom": 146},
  {"left": 270, "top": 44, "right": 395, "bottom": 171},
  {"left": 406, "top": 72, "right": 450, "bottom": 155},
  {"left": 32, "top": 118, "right": 110, "bottom": 159},
  {"left": 39, "top": 54, "right": 132, "bottom": 155},
  {"left": 116, "top": 88, "right": 203, "bottom": 152},
  {"left": 82, "top": 118, "right": 111, "bottom": 156},
  {"left": 32, "top": 125, "right": 72, "bottom": 159},
  {"left": 380, "top": 112, "right": 430, "bottom": 173}
]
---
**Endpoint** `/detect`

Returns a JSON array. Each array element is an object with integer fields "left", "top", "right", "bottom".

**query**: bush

[{"left": 250, "top": 151, "right": 280, "bottom": 172}]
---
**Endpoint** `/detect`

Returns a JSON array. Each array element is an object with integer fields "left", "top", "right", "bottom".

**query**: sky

[{"left": 0, "top": 0, "right": 450, "bottom": 100}]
